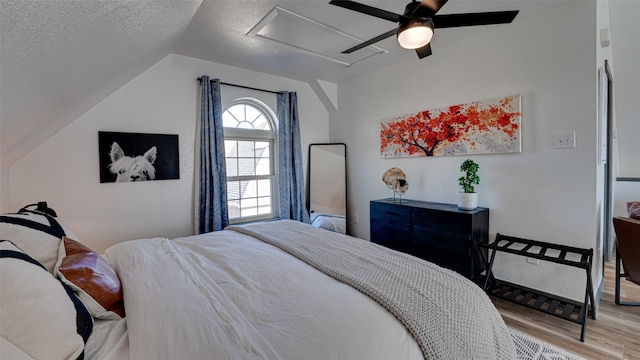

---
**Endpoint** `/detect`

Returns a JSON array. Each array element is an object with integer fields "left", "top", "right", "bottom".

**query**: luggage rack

[{"left": 480, "top": 233, "right": 595, "bottom": 342}]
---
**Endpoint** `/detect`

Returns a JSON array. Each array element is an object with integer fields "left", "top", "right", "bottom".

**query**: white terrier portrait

[{"left": 109, "top": 142, "right": 157, "bottom": 182}]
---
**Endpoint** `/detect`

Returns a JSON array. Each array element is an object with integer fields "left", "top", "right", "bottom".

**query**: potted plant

[{"left": 457, "top": 159, "right": 480, "bottom": 210}]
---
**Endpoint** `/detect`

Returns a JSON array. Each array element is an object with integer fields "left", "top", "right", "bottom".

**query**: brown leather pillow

[
  {"left": 628, "top": 201, "right": 640, "bottom": 220},
  {"left": 55, "top": 237, "right": 125, "bottom": 319}
]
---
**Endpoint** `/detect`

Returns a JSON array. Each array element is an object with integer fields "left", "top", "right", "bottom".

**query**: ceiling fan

[{"left": 329, "top": 0, "right": 519, "bottom": 59}]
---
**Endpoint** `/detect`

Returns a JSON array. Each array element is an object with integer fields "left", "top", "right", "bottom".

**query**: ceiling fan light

[{"left": 397, "top": 18, "right": 434, "bottom": 49}]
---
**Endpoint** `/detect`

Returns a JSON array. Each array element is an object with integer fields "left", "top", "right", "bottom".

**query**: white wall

[
  {"left": 0, "top": 166, "right": 8, "bottom": 212},
  {"left": 608, "top": 0, "right": 640, "bottom": 222},
  {"left": 8, "top": 54, "right": 329, "bottom": 252},
  {"left": 609, "top": 0, "right": 640, "bottom": 177},
  {"left": 331, "top": 1, "right": 600, "bottom": 301}
]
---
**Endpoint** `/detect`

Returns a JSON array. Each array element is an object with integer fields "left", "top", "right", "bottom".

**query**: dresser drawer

[
  {"left": 370, "top": 202, "right": 412, "bottom": 222},
  {"left": 370, "top": 203, "right": 411, "bottom": 251},
  {"left": 411, "top": 227, "right": 470, "bottom": 254},
  {"left": 372, "top": 233, "right": 410, "bottom": 252},
  {"left": 412, "top": 209, "right": 471, "bottom": 234}
]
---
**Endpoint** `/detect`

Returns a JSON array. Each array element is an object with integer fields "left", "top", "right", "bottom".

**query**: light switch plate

[{"left": 554, "top": 132, "right": 576, "bottom": 149}]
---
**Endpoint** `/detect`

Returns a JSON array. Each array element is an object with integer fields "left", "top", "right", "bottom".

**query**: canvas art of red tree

[{"left": 380, "top": 95, "right": 521, "bottom": 157}]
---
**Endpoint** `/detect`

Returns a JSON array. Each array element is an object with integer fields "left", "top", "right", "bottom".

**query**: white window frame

[{"left": 223, "top": 99, "right": 279, "bottom": 224}]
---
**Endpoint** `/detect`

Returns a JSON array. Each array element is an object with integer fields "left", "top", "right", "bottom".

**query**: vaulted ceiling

[{"left": 1, "top": 0, "right": 633, "bottom": 169}]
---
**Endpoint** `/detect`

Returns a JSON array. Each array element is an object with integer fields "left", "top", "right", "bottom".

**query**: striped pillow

[
  {"left": 0, "top": 240, "right": 93, "bottom": 359},
  {"left": 0, "top": 211, "right": 77, "bottom": 273}
]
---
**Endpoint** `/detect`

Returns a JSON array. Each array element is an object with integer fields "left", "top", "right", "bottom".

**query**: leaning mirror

[{"left": 308, "top": 143, "right": 347, "bottom": 234}]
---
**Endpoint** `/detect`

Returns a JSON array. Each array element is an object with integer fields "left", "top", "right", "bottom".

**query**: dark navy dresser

[{"left": 370, "top": 198, "right": 489, "bottom": 279}]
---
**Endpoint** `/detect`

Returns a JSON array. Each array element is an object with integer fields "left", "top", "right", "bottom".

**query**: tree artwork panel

[{"left": 380, "top": 95, "right": 521, "bottom": 158}]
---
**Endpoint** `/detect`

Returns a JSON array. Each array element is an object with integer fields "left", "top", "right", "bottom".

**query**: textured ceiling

[
  {"left": 0, "top": 0, "right": 395, "bottom": 166},
  {"left": 0, "top": 0, "right": 202, "bottom": 166},
  {"left": 0, "top": 0, "right": 593, "bottom": 167},
  {"left": 175, "top": 0, "right": 548, "bottom": 84}
]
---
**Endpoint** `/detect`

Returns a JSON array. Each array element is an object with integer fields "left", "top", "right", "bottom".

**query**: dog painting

[
  {"left": 109, "top": 142, "right": 157, "bottom": 182},
  {"left": 98, "top": 132, "right": 179, "bottom": 183}
]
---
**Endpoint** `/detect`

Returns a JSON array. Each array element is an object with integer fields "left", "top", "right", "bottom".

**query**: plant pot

[{"left": 458, "top": 192, "right": 478, "bottom": 211}]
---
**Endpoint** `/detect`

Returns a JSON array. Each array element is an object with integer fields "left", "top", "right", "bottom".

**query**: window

[{"left": 223, "top": 99, "right": 277, "bottom": 223}]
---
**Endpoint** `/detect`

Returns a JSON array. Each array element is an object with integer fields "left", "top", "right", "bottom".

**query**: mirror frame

[{"left": 307, "top": 143, "right": 347, "bottom": 233}]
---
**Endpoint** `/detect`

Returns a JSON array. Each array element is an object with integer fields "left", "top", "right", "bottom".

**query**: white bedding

[
  {"left": 229, "top": 220, "right": 515, "bottom": 359},
  {"left": 104, "top": 229, "right": 424, "bottom": 360},
  {"left": 85, "top": 318, "right": 128, "bottom": 360},
  {"left": 310, "top": 212, "right": 346, "bottom": 234}
]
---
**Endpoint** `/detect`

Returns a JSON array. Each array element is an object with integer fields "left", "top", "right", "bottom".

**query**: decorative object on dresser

[
  {"left": 370, "top": 198, "right": 489, "bottom": 279},
  {"left": 458, "top": 158, "right": 480, "bottom": 210},
  {"left": 382, "top": 167, "right": 409, "bottom": 202}
]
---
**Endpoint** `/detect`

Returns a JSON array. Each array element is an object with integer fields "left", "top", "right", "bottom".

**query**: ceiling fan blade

[
  {"left": 420, "top": 0, "right": 448, "bottom": 14},
  {"left": 341, "top": 28, "right": 397, "bottom": 54},
  {"left": 329, "top": 0, "right": 401, "bottom": 23},
  {"left": 434, "top": 11, "right": 518, "bottom": 28},
  {"left": 415, "top": 43, "right": 432, "bottom": 59}
]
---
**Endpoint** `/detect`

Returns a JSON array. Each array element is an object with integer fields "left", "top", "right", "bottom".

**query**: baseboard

[{"left": 593, "top": 277, "right": 604, "bottom": 316}]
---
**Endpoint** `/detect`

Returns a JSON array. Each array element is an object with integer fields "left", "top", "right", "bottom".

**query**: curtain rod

[{"left": 197, "top": 77, "right": 280, "bottom": 95}]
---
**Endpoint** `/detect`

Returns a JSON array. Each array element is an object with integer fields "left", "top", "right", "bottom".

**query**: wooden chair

[{"left": 612, "top": 216, "right": 640, "bottom": 306}]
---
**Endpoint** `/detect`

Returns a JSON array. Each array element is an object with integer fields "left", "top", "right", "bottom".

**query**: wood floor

[{"left": 491, "top": 259, "right": 640, "bottom": 359}]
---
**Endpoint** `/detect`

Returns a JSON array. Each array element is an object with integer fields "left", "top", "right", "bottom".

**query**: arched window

[{"left": 223, "top": 99, "right": 278, "bottom": 222}]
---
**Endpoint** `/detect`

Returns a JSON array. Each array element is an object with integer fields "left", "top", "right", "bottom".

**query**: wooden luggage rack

[{"left": 480, "top": 233, "right": 595, "bottom": 342}]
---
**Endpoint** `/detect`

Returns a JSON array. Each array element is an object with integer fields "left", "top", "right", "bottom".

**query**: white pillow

[
  {"left": 0, "top": 240, "right": 93, "bottom": 360},
  {"left": 0, "top": 211, "right": 77, "bottom": 273}
]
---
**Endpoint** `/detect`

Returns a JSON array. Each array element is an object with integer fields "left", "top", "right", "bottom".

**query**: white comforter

[{"left": 105, "top": 229, "right": 424, "bottom": 360}]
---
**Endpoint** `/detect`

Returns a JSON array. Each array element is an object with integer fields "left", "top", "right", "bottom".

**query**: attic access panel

[{"left": 247, "top": 6, "right": 387, "bottom": 67}]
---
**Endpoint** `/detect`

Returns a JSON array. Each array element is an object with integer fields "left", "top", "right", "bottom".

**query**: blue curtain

[
  {"left": 277, "top": 91, "right": 310, "bottom": 223},
  {"left": 198, "top": 76, "right": 229, "bottom": 233}
]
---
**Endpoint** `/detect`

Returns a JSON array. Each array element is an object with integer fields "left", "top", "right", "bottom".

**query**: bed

[
  {"left": 310, "top": 212, "right": 346, "bottom": 234},
  {"left": 0, "top": 210, "right": 583, "bottom": 360}
]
